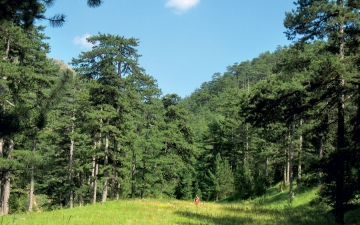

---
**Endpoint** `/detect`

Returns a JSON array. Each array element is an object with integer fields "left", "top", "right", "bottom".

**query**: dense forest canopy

[{"left": 1, "top": 1, "right": 360, "bottom": 224}]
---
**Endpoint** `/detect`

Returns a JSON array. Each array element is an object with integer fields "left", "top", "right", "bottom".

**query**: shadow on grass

[
  {"left": 255, "top": 191, "right": 292, "bottom": 206},
  {"left": 221, "top": 203, "right": 336, "bottom": 225},
  {"left": 175, "top": 210, "right": 254, "bottom": 225},
  {"left": 256, "top": 185, "right": 313, "bottom": 206}
]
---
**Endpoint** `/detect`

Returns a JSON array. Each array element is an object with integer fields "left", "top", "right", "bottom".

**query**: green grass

[{"left": 1, "top": 185, "right": 360, "bottom": 225}]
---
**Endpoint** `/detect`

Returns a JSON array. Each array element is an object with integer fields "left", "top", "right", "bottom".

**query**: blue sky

[{"left": 39, "top": 0, "right": 295, "bottom": 98}]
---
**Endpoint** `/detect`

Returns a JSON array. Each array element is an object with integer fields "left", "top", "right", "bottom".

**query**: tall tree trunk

[
  {"left": 92, "top": 156, "right": 99, "bottom": 204},
  {"left": 92, "top": 129, "right": 101, "bottom": 204},
  {"left": 101, "top": 130, "right": 109, "bottom": 203},
  {"left": 67, "top": 119, "right": 75, "bottom": 208},
  {"left": 131, "top": 149, "right": 136, "bottom": 199},
  {"left": 282, "top": 142, "right": 287, "bottom": 192},
  {"left": 115, "top": 141, "right": 121, "bottom": 200},
  {"left": 335, "top": 74, "right": 345, "bottom": 225},
  {"left": 281, "top": 166, "right": 285, "bottom": 192},
  {"left": 318, "top": 135, "right": 325, "bottom": 187},
  {"left": 289, "top": 115, "right": 295, "bottom": 199},
  {"left": 1, "top": 172, "right": 11, "bottom": 215},
  {"left": 1, "top": 139, "right": 13, "bottom": 215},
  {"left": 243, "top": 124, "right": 248, "bottom": 167},
  {"left": 101, "top": 178, "right": 108, "bottom": 203},
  {"left": 91, "top": 140, "right": 98, "bottom": 204},
  {"left": 244, "top": 79, "right": 250, "bottom": 167},
  {"left": 287, "top": 133, "right": 290, "bottom": 184},
  {"left": 28, "top": 139, "right": 36, "bottom": 211},
  {"left": 265, "top": 157, "right": 269, "bottom": 179},
  {"left": 78, "top": 172, "right": 84, "bottom": 206},
  {"left": 104, "top": 129, "right": 109, "bottom": 165},
  {"left": 116, "top": 178, "right": 120, "bottom": 200},
  {"left": 335, "top": 1, "right": 345, "bottom": 223},
  {"left": 297, "top": 119, "right": 303, "bottom": 188},
  {"left": 115, "top": 172, "right": 121, "bottom": 200},
  {"left": 92, "top": 158, "right": 97, "bottom": 204}
]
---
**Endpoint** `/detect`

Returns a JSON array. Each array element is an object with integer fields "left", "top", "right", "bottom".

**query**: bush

[{"left": 9, "top": 193, "right": 28, "bottom": 213}]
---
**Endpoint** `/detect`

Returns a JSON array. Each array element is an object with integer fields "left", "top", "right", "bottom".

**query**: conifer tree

[
  {"left": 71, "top": 33, "right": 155, "bottom": 201},
  {"left": 0, "top": 23, "right": 68, "bottom": 214},
  {"left": 160, "top": 94, "right": 197, "bottom": 198},
  {"left": 208, "top": 153, "right": 234, "bottom": 201},
  {"left": 284, "top": 1, "right": 360, "bottom": 221},
  {"left": 0, "top": 0, "right": 104, "bottom": 28}
]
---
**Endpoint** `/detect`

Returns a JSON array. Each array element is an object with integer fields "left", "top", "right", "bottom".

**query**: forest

[{"left": 1, "top": 1, "right": 360, "bottom": 225}]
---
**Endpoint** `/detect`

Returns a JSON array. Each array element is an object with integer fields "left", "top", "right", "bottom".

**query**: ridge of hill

[{"left": 51, "top": 58, "right": 75, "bottom": 73}]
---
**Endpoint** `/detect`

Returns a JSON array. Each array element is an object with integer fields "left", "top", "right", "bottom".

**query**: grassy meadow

[{"left": 2, "top": 186, "right": 360, "bottom": 225}]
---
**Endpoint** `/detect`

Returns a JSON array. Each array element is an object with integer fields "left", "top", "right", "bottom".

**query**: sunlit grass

[
  {"left": 1, "top": 185, "right": 358, "bottom": 225},
  {"left": 0, "top": 199, "right": 321, "bottom": 225},
  {"left": 0, "top": 199, "right": 269, "bottom": 225}
]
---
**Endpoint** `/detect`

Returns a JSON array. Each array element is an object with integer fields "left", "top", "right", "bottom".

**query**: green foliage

[
  {"left": 283, "top": 1, "right": 360, "bottom": 223},
  {"left": 0, "top": 23, "right": 65, "bottom": 136},
  {"left": 0, "top": 0, "right": 105, "bottom": 28},
  {"left": 234, "top": 165, "right": 254, "bottom": 200},
  {"left": 3, "top": 2, "right": 360, "bottom": 223},
  {"left": 208, "top": 153, "right": 234, "bottom": 201}
]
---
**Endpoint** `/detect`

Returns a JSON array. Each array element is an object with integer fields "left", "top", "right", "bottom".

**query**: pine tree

[
  {"left": 284, "top": 2, "right": 360, "bottom": 221},
  {"left": 0, "top": 22, "right": 70, "bottom": 214},
  {"left": 71, "top": 33, "right": 164, "bottom": 201},
  {"left": 0, "top": 0, "right": 105, "bottom": 28},
  {"left": 208, "top": 153, "right": 234, "bottom": 201},
  {"left": 159, "top": 94, "right": 197, "bottom": 198}
]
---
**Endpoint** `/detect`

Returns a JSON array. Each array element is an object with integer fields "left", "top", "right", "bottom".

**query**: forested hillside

[{"left": 1, "top": 1, "right": 360, "bottom": 225}]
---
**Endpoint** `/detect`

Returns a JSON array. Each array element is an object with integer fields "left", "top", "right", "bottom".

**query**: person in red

[{"left": 194, "top": 195, "right": 200, "bottom": 205}]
